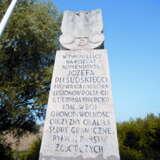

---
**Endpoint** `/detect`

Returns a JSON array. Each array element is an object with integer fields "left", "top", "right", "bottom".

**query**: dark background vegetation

[
  {"left": 0, "top": 1, "right": 160, "bottom": 160},
  {"left": 0, "top": 0, "right": 60, "bottom": 159}
]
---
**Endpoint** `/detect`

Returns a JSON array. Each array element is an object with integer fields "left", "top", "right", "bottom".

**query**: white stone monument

[{"left": 39, "top": 9, "right": 120, "bottom": 160}]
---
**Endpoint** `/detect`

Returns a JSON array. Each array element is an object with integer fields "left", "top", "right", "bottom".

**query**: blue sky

[{"left": 52, "top": 0, "right": 160, "bottom": 122}]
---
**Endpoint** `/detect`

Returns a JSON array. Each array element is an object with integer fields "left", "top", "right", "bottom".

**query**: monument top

[{"left": 59, "top": 9, "right": 105, "bottom": 50}]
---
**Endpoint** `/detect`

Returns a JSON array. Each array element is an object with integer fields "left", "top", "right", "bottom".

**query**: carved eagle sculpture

[{"left": 59, "top": 9, "right": 105, "bottom": 50}]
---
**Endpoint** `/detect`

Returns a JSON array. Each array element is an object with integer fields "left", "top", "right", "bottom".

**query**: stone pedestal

[{"left": 39, "top": 49, "right": 120, "bottom": 160}]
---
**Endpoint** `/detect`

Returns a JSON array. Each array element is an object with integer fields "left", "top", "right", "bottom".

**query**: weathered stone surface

[
  {"left": 59, "top": 9, "right": 104, "bottom": 50},
  {"left": 39, "top": 50, "right": 120, "bottom": 160},
  {"left": 40, "top": 154, "right": 119, "bottom": 160},
  {"left": 39, "top": 9, "right": 120, "bottom": 160}
]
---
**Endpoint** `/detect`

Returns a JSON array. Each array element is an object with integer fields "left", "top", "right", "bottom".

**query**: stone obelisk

[{"left": 39, "top": 9, "right": 120, "bottom": 160}]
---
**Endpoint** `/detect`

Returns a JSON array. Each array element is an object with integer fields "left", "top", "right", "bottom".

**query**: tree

[
  {"left": 118, "top": 114, "right": 160, "bottom": 160},
  {"left": 0, "top": 0, "right": 61, "bottom": 136}
]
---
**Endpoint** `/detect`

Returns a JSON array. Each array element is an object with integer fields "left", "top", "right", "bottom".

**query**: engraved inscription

[{"left": 39, "top": 50, "right": 120, "bottom": 160}]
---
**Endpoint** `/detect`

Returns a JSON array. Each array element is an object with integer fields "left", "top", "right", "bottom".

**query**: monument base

[{"left": 39, "top": 154, "right": 119, "bottom": 160}]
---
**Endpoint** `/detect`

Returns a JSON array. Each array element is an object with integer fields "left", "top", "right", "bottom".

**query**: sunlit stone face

[{"left": 39, "top": 50, "right": 120, "bottom": 160}]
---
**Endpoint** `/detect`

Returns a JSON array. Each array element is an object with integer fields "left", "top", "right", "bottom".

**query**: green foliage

[
  {"left": 25, "top": 137, "right": 41, "bottom": 160},
  {"left": 0, "top": 1, "right": 60, "bottom": 158},
  {"left": 0, "top": 0, "right": 60, "bottom": 136},
  {"left": 118, "top": 114, "right": 160, "bottom": 160},
  {"left": 16, "top": 138, "right": 41, "bottom": 160}
]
